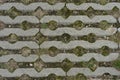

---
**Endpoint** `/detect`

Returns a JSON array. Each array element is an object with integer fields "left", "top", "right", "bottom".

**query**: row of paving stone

[
  {"left": 0, "top": 40, "right": 117, "bottom": 49},
  {"left": 0, "top": 28, "right": 39, "bottom": 36},
  {"left": 0, "top": 3, "right": 120, "bottom": 11},
  {"left": 0, "top": 28, "right": 116, "bottom": 36},
  {"left": 0, "top": 68, "right": 65, "bottom": 77},
  {"left": 0, "top": 27, "right": 117, "bottom": 37},
  {"left": 40, "top": 15, "right": 117, "bottom": 23},
  {"left": 0, "top": 67, "right": 120, "bottom": 77},
  {"left": 40, "top": 53, "right": 119, "bottom": 62},
  {"left": 0, "top": 53, "right": 118, "bottom": 62},
  {"left": 0, "top": 16, "right": 118, "bottom": 24},
  {"left": 67, "top": 67, "right": 120, "bottom": 76},
  {"left": 0, "top": 15, "right": 119, "bottom": 24},
  {"left": 40, "top": 40, "right": 118, "bottom": 49},
  {"left": 0, "top": 27, "right": 118, "bottom": 49},
  {"left": 40, "top": 27, "right": 117, "bottom": 36}
]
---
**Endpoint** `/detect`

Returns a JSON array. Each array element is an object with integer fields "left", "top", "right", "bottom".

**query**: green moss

[
  {"left": 66, "top": 0, "right": 72, "bottom": 3},
  {"left": 99, "top": 21, "right": 111, "bottom": 30},
  {"left": 109, "top": 32, "right": 120, "bottom": 43},
  {"left": 21, "top": 0, "right": 34, "bottom": 5},
  {"left": 48, "top": 21, "right": 57, "bottom": 30},
  {"left": 86, "top": 7, "right": 95, "bottom": 18},
  {"left": 61, "top": 33, "right": 71, "bottom": 43},
  {"left": 58, "top": 6, "right": 72, "bottom": 19},
  {"left": 0, "top": 50, "right": 8, "bottom": 56},
  {"left": 87, "top": 58, "right": 98, "bottom": 71},
  {"left": 21, "top": 21, "right": 31, "bottom": 30},
  {"left": 21, "top": 47, "right": 31, "bottom": 57},
  {"left": 47, "top": 0, "right": 56, "bottom": 5},
  {"left": 34, "top": 59, "right": 44, "bottom": 72},
  {"left": 79, "top": 11, "right": 86, "bottom": 15},
  {"left": 75, "top": 62, "right": 86, "bottom": 67},
  {"left": 81, "top": 35, "right": 88, "bottom": 41},
  {"left": 34, "top": 32, "right": 46, "bottom": 45},
  {"left": 61, "top": 59, "right": 73, "bottom": 72},
  {"left": 5, "top": 59, "right": 18, "bottom": 73},
  {"left": 73, "top": 46, "right": 87, "bottom": 56},
  {"left": 48, "top": 47, "right": 58, "bottom": 56},
  {"left": 113, "top": 60, "right": 120, "bottom": 70},
  {"left": 112, "top": 6, "right": 119, "bottom": 12},
  {"left": 73, "top": 21, "right": 84, "bottom": 30},
  {"left": 39, "top": 49, "right": 48, "bottom": 55},
  {"left": 112, "top": 6, "right": 119, "bottom": 19},
  {"left": 7, "top": 7, "right": 21, "bottom": 19},
  {"left": 47, "top": 74, "right": 62, "bottom": 80},
  {"left": 100, "top": 46, "right": 110, "bottom": 56},
  {"left": 76, "top": 74, "right": 87, "bottom": 80},
  {"left": 18, "top": 74, "right": 32, "bottom": 80},
  {"left": 8, "top": 33, "right": 18, "bottom": 43},
  {"left": 47, "top": 74, "right": 57, "bottom": 80},
  {"left": 87, "top": 33, "right": 96, "bottom": 43},
  {"left": 100, "top": 0, "right": 108, "bottom": 5},
  {"left": 41, "top": 23, "right": 48, "bottom": 29},
  {"left": 73, "top": 0, "right": 87, "bottom": 5},
  {"left": 0, "top": 63, "right": 5, "bottom": 68}
]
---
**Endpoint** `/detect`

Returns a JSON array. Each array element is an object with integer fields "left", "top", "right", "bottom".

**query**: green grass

[
  {"left": 100, "top": 0, "right": 108, "bottom": 5},
  {"left": 113, "top": 60, "right": 120, "bottom": 70}
]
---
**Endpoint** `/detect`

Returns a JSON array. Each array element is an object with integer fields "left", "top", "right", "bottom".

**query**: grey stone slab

[
  {"left": 40, "top": 40, "right": 118, "bottom": 49},
  {"left": 40, "top": 27, "right": 117, "bottom": 36},
  {"left": 40, "top": 53, "right": 119, "bottom": 62}
]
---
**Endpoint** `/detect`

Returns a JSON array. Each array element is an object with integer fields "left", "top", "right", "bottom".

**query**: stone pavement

[{"left": 0, "top": 0, "right": 119, "bottom": 80}]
